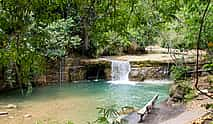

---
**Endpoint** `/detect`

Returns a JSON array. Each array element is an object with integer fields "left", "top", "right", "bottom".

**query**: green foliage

[
  {"left": 35, "top": 120, "right": 74, "bottom": 124},
  {"left": 73, "top": 0, "right": 180, "bottom": 57},
  {"left": 160, "top": 0, "right": 213, "bottom": 50},
  {"left": 66, "top": 121, "right": 74, "bottom": 124},
  {"left": 0, "top": 0, "right": 48, "bottom": 90},
  {"left": 170, "top": 65, "right": 191, "bottom": 80},
  {"left": 97, "top": 105, "right": 119, "bottom": 118},
  {"left": 45, "top": 17, "right": 81, "bottom": 58},
  {"left": 208, "top": 75, "right": 213, "bottom": 84},
  {"left": 184, "top": 89, "right": 198, "bottom": 101},
  {"left": 203, "top": 103, "right": 213, "bottom": 110},
  {"left": 90, "top": 31, "right": 131, "bottom": 57},
  {"left": 181, "top": 81, "right": 198, "bottom": 101},
  {"left": 0, "top": 0, "right": 81, "bottom": 91},
  {"left": 0, "top": 0, "right": 212, "bottom": 89},
  {"left": 203, "top": 63, "right": 213, "bottom": 71},
  {"left": 89, "top": 105, "right": 119, "bottom": 124},
  {"left": 172, "top": 80, "right": 198, "bottom": 102}
]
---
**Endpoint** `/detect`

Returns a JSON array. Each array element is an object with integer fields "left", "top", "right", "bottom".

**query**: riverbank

[
  {"left": 159, "top": 74, "right": 213, "bottom": 124},
  {"left": 159, "top": 95, "right": 212, "bottom": 124},
  {"left": 141, "top": 101, "right": 185, "bottom": 124},
  {"left": 117, "top": 93, "right": 212, "bottom": 124},
  {"left": 142, "top": 73, "right": 213, "bottom": 124}
]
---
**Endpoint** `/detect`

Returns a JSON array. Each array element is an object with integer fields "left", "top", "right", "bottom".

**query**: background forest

[{"left": 0, "top": 0, "right": 212, "bottom": 91}]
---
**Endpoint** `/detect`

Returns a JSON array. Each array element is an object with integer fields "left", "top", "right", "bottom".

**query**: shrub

[
  {"left": 207, "top": 75, "right": 213, "bottom": 85},
  {"left": 170, "top": 65, "right": 191, "bottom": 80},
  {"left": 203, "top": 63, "right": 213, "bottom": 74},
  {"left": 170, "top": 80, "right": 198, "bottom": 102}
]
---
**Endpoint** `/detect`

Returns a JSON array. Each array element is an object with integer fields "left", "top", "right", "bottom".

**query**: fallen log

[
  {"left": 0, "top": 112, "right": 8, "bottom": 116},
  {"left": 187, "top": 69, "right": 213, "bottom": 74}
]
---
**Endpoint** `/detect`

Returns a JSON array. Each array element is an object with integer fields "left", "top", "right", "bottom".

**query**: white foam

[
  {"left": 142, "top": 79, "right": 173, "bottom": 84},
  {"left": 108, "top": 79, "right": 173, "bottom": 85},
  {"left": 108, "top": 80, "right": 137, "bottom": 85}
]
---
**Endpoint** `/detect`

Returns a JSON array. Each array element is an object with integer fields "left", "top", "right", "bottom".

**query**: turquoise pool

[{"left": 0, "top": 80, "right": 171, "bottom": 124}]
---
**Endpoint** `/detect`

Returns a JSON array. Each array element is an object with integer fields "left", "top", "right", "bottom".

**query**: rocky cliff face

[
  {"left": 35, "top": 57, "right": 172, "bottom": 85},
  {"left": 35, "top": 58, "right": 112, "bottom": 84},
  {"left": 129, "top": 64, "right": 170, "bottom": 81}
]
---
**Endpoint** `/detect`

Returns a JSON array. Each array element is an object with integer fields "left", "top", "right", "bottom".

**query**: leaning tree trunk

[{"left": 195, "top": 0, "right": 212, "bottom": 99}]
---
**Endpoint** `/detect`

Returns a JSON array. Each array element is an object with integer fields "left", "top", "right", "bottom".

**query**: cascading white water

[{"left": 111, "top": 60, "right": 131, "bottom": 81}]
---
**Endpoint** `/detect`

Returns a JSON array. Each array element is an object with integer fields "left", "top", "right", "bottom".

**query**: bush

[
  {"left": 170, "top": 65, "right": 191, "bottom": 80},
  {"left": 207, "top": 75, "right": 213, "bottom": 85},
  {"left": 184, "top": 89, "right": 198, "bottom": 101},
  {"left": 203, "top": 63, "right": 213, "bottom": 74},
  {"left": 169, "top": 80, "right": 198, "bottom": 102}
]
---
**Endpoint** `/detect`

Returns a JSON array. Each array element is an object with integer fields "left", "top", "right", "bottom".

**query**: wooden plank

[
  {"left": 115, "top": 94, "right": 159, "bottom": 124},
  {"left": 138, "top": 94, "right": 158, "bottom": 114},
  {"left": 137, "top": 94, "right": 159, "bottom": 122},
  {"left": 187, "top": 69, "right": 213, "bottom": 74}
]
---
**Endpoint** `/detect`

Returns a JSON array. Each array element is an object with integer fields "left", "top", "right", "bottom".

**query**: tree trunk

[
  {"left": 15, "top": 34, "right": 24, "bottom": 95},
  {"left": 195, "top": 0, "right": 212, "bottom": 99},
  {"left": 83, "top": 17, "right": 89, "bottom": 53}
]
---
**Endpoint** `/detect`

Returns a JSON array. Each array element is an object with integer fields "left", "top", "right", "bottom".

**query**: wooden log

[
  {"left": 187, "top": 69, "right": 213, "bottom": 74},
  {"left": 0, "top": 112, "right": 8, "bottom": 115}
]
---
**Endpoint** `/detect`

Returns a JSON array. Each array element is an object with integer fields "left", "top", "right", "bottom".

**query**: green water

[{"left": 0, "top": 80, "right": 170, "bottom": 124}]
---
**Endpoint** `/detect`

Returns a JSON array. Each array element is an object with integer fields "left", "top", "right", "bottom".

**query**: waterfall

[
  {"left": 59, "top": 57, "right": 65, "bottom": 86},
  {"left": 111, "top": 60, "right": 131, "bottom": 81}
]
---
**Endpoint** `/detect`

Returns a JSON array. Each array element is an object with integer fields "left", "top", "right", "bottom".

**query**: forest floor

[
  {"left": 159, "top": 95, "right": 212, "bottom": 124},
  {"left": 158, "top": 74, "right": 213, "bottom": 124},
  {"left": 135, "top": 74, "right": 213, "bottom": 124},
  {"left": 124, "top": 95, "right": 212, "bottom": 124}
]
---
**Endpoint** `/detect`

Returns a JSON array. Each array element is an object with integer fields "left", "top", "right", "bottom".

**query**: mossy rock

[
  {"left": 169, "top": 80, "right": 198, "bottom": 102},
  {"left": 130, "top": 61, "right": 166, "bottom": 67},
  {"left": 208, "top": 86, "right": 213, "bottom": 93},
  {"left": 169, "top": 84, "right": 185, "bottom": 102}
]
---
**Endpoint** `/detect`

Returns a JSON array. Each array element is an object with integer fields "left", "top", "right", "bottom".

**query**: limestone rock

[
  {"left": 169, "top": 85, "right": 185, "bottom": 102},
  {"left": 24, "top": 114, "right": 32, "bottom": 118},
  {"left": 8, "top": 116, "right": 14, "bottom": 119},
  {"left": 6, "top": 104, "right": 17, "bottom": 109},
  {"left": 200, "top": 89, "right": 208, "bottom": 93}
]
